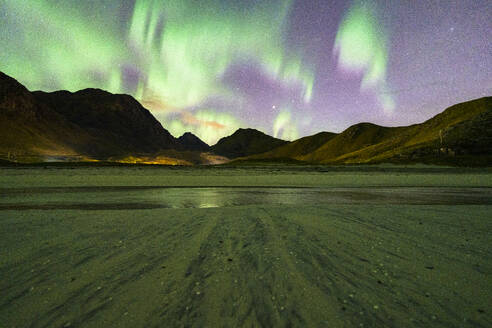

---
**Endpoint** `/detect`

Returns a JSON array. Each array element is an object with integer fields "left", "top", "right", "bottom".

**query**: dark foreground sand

[{"left": 0, "top": 166, "right": 491, "bottom": 327}]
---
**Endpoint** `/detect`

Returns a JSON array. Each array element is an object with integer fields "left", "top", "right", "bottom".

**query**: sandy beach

[{"left": 1, "top": 165, "right": 491, "bottom": 327}]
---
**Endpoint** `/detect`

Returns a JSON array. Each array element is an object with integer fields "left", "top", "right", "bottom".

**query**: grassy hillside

[
  {"left": 239, "top": 132, "right": 337, "bottom": 162},
  {"left": 237, "top": 97, "right": 492, "bottom": 166}
]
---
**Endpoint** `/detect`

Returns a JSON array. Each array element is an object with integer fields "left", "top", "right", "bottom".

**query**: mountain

[
  {"left": 2, "top": 71, "right": 490, "bottom": 166},
  {"left": 177, "top": 132, "right": 210, "bottom": 152},
  {"left": 210, "top": 128, "right": 289, "bottom": 158},
  {"left": 236, "top": 97, "right": 492, "bottom": 165},
  {"left": 0, "top": 71, "right": 208, "bottom": 162}
]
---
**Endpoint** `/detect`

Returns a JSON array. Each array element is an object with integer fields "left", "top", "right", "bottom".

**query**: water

[{"left": 1, "top": 186, "right": 491, "bottom": 210}]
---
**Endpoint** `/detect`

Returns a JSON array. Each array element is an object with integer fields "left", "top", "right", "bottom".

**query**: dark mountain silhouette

[
  {"left": 210, "top": 128, "right": 288, "bottom": 158},
  {"left": 0, "top": 71, "right": 208, "bottom": 161},
  {"left": 32, "top": 88, "right": 179, "bottom": 157},
  {"left": 177, "top": 132, "right": 210, "bottom": 152},
  {"left": 235, "top": 97, "right": 492, "bottom": 165}
]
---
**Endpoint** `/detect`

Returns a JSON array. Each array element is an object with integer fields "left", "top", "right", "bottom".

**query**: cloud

[
  {"left": 181, "top": 112, "right": 226, "bottom": 130},
  {"left": 164, "top": 110, "right": 242, "bottom": 146}
]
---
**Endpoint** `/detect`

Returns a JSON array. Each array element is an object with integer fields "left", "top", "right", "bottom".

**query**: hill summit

[{"left": 210, "top": 128, "right": 289, "bottom": 159}]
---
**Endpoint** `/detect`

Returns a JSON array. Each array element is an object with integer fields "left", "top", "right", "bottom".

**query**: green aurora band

[
  {"left": 1, "top": 0, "right": 127, "bottom": 93},
  {"left": 1, "top": 0, "right": 315, "bottom": 145},
  {"left": 334, "top": 2, "right": 395, "bottom": 113},
  {"left": 273, "top": 110, "right": 299, "bottom": 141}
]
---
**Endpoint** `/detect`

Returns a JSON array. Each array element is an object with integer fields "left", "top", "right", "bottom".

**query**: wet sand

[{"left": 0, "top": 166, "right": 491, "bottom": 327}]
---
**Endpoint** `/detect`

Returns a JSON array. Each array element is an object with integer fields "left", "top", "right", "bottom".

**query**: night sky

[{"left": 1, "top": 0, "right": 491, "bottom": 145}]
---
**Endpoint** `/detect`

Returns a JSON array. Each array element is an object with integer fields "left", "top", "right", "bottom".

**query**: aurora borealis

[
  {"left": 334, "top": 2, "right": 393, "bottom": 114},
  {"left": 1, "top": 0, "right": 490, "bottom": 145}
]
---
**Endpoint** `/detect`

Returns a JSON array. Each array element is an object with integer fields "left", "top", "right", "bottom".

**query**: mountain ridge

[{"left": 1, "top": 71, "right": 490, "bottom": 166}]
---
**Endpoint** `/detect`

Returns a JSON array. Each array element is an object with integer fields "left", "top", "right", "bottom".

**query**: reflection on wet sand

[{"left": 0, "top": 187, "right": 491, "bottom": 210}]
